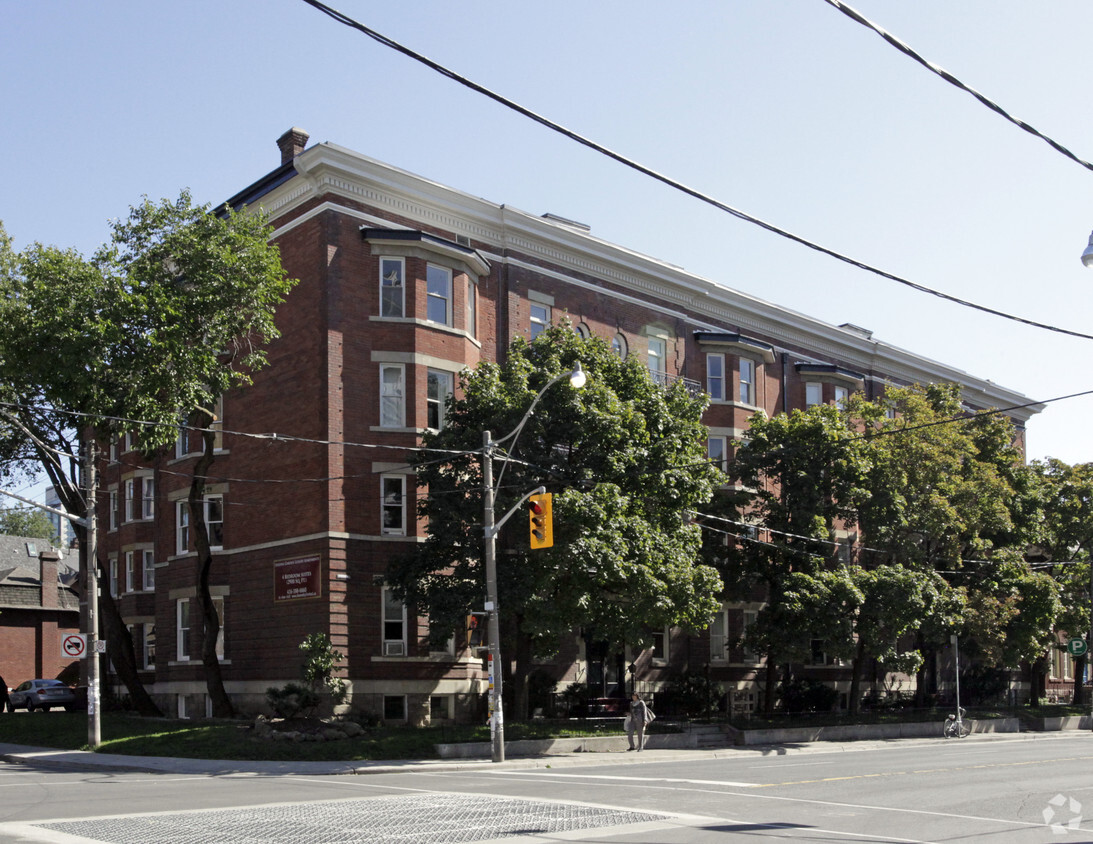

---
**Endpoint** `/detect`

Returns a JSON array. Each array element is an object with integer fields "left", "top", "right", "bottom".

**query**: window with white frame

[
  {"left": 109, "top": 558, "right": 118, "bottom": 597},
  {"left": 109, "top": 440, "right": 118, "bottom": 462},
  {"left": 805, "top": 381, "right": 823, "bottom": 407},
  {"left": 124, "top": 432, "right": 134, "bottom": 452},
  {"left": 647, "top": 336, "right": 667, "bottom": 384},
  {"left": 427, "top": 369, "right": 453, "bottom": 430},
  {"left": 211, "top": 396, "right": 224, "bottom": 451},
  {"left": 381, "top": 475, "right": 406, "bottom": 536},
  {"left": 380, "top": 364, "right": 405, "bottom": 428},
  {"left": 709, "top": 607, "right": 729, "bottom": 661},
  {"left": 109, "top": 489, "right": 118, "bottom": 531},
  {"left": 124, "top": 479, "right": 135, "bottom": 522},
  {"left": 834, "top": 385, "right": 849, "bottom": 409},
  {"left": 612, "top": 333, "right": 628, "bottom": 358},
  {"left": 426, "top": 264, "right": 452, "bottom": 325},
  {"left": 125, "top": 551, "right": 136, "bottom": 593},
  {"left": 142, "top": 549, "right": 155, "bottom": 591},
  {"left": 707, "top": 436, "right": 728, "bottom": 473},
  {"left": 205, "top": 495, "right": 224, "bottom": 548},
  {"left": 176, "top": 598, "right": 190, "bottom": 661},
  {"left": 742, "top": 610, "right": 759, "bottom": 662},
  {"left": 382, "top": 587, "right": 406, "bottom": 656},
  {"left": 175, "top": 425, "right": 188, "bottom": 459},
  {"left": 706, "top": 354, "right": 724, "bottom": 401},
  {"left": 466, "top": 277, "right": 476, "bottom": 337},
  {"left": 176, "top": 501, "right": 190, "bottom": 555},
  {"left": 212, "top": 596, "right": 225, "bottom": 660},
  {"left": 142, "top": 477, "right": 155, "bottom": 519},
  {"left": 143, "top": 624, "right": 155, "bottom": 670},
  {"left": 739, "top": 358, "right": 756, "bottom": 405},
  {"left": 530, "top": 302, "right": 550, "bottom": 339},
  {"left": 380, "top": 256, "right": 405, "bottom": 318},
  {"left": 650, "top": 627, "right": 669, "bottom": 663},
  {"left": 575, "top": 322, "right": 591, "bottom": 339}
]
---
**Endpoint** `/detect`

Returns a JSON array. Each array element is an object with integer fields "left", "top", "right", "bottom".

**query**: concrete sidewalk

[{"left": 0, "top": 731, "right": 1036, "bottom": 778}]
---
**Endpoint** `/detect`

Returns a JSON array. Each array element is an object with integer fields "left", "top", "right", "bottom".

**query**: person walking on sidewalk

[{"left": 627, "top": 692, "right": 648, "bottom": 751}]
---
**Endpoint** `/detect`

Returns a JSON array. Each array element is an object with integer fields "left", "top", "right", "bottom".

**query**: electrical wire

[
  {"left": 298, "top": 0, "right": 1093, "bottom": 342},
  {"left": 823, "top": 0, "right": 1093, "bottom": 173}
]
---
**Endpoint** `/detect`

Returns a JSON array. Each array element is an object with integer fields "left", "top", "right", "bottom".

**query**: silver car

[{"left": 9, "top": 679, "right": 76, "bottom": 712}]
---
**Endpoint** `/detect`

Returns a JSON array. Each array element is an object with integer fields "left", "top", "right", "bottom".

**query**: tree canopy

[
  {"left": 0, "top": 193, "right": 295, "bottom": 716},
  {"left": 387, "top": 325, "right": 723, "bottom": 716}
]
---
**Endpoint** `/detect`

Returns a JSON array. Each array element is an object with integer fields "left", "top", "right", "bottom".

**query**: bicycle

[{"left": 943, "top": 706, "right": 969, "bottom": 738}]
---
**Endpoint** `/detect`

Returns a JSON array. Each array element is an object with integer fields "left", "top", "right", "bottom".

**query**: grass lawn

[{"left": 0, "top": 713, "right": 628, "bottom": 762}]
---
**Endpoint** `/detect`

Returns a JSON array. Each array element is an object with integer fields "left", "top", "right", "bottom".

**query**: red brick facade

[{"left": 94, "top": 130, "right": 1040, "bottom": 721}]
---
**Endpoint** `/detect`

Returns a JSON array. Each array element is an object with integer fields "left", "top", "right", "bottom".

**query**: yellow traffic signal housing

[{"left": 527, "top": 492, "right": 553, "bottom": 549}]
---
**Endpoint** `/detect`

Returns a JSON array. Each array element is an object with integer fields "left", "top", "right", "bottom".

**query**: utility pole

[
  {"left": 83, "top": 437, "right": 101, "bottom": 748},
  {"left": 482, "top": 430, "right": 504, "bottom": 763}
]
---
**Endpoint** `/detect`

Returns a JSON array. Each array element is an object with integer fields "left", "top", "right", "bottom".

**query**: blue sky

[{"left": 4, "top": 0, "right": 1093, "bottom": 472}]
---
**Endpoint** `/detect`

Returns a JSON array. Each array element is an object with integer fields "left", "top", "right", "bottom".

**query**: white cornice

[{"left": 253, "top": 143, "right": 1041, "bottom": 422}]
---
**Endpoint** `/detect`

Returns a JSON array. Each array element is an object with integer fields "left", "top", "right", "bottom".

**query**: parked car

[{"left": 9, "top": 679, "right": 77, "bottom": 712}]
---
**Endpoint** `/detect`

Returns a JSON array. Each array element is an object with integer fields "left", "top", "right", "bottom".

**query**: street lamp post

[{"left": 480, "top": 363, "right": 586, "bottom": 763}]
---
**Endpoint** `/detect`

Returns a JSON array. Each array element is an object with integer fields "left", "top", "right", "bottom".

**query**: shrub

[{"left": 265, "top": 682, "right": 320, "bottom": 719}]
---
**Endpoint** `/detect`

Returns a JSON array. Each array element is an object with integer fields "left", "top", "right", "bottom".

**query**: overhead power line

[
  {"left": 299, "top": 0, "right": 1093, "bottom": 342},
  {"left": 823, "top": 0, "right": 1093, "bottom": 173}
]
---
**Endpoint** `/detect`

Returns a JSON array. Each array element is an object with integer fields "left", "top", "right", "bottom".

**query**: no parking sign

[{"left": 61, "top": 633, "right": 87, "bottom": 659}]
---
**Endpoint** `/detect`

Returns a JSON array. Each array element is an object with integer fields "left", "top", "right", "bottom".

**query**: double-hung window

[
  {"left": 427, "top": 369, "right": 453, "bottom": 430},
  {"left": 205, "top": 495, "right": 224, "bottom": 548},
  {"left": 380, "top": 365, "right": 405, "bottom": 428},
  {"left": 176, "top": 599, "right": 190, "bottom": 661},
  {"left": 834, "top": 385, "right": 848, "bottom": 409},
  {"left": 142, "top": 549, "right": 156, "bottom": 591},
  {"left": 739, "top": 358, "right": 756, "bottom": 405},
  {"left": 706, "top": 354, "right": 724, "bottom": 401},
  {"left": 530, "top": 303, "right": 550, "bottom": 339},
  {"left": 125, "top": 551, "right": 136, "bottom": 593},
  {"left": 382, "top": 587, "right": 406, "bottom": 656},
  {"left": 176, "top": 502, "right": 190, "bottom": 555},
  {"left": 426, "top": 264, "right": 451, "bottom": 325},
  {"left": 647, "top": 337, "right": 667, "bottom": 385},
  {"left": 805, "top": 382, "right": 823, "bottom": 407},
  {"left": 142, "top": 477, "right": 155, "bottom": 519},
  {"left": 381, "top": 475, "right": 406, "bottom": 536},
  {"left": 466, "top": 277, "right": 477, "bottom": 337},
  {"left": 707, "top": 436, "right": 728, "bottom": 473},
  {"left": 124, "top": 480, "right": 135, "bottom": 522},
  {"left": 709, "top": 607, "right": 729, "bottom": 662},
  {"left": 109, "top": 490, "right": 118, "bottom": 531},
  {"left": 380, "top": 257, "right": 405, "bottom": 318}
]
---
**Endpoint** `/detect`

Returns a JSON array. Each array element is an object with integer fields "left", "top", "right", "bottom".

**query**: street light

[
  {"left": 1081, "top": 230, "right": 1093, "bottom": 268},
  {"left": 481, "top": 362, "right": 586, "bottom": 763}
]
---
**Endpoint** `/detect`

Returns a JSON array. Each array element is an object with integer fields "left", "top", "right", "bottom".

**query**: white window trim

[
  {"left": 379, "top": 364, "right": 406, "bottom": 429},
  {"left": 142, "top": 476, "right": 155, "bottom": 520},
  {"left": 142, "top": 549, "right": 156, "bottom": 591},
  {"left": 380, "top": 256, "right": 406, "bottom": 319},
  {"left": 382, "top": 587, "right": 407, "bottom": 656},
  {"left": 381, "top": 475, "right": 407, "bottom": 536},
  {"left": 805, "top": 381, "right": 823, "bottom": 407},
  {"left": 124, "top": 479, "right": 136, "bottom": 523},
  {"left": 124, "top": 551, "right": 136, "bottom": 593},
  {"left": 529, "top": 302, "right": 550, "bottom": 339},
  {"left": 706, "top": 353, "right": 725, "bottom": 401},
  {"left": 426, "top": 368, "right": 454, "bottom": 431},
  {"left": 176, "top": 501, "right": 191, "bottom": 555},
  {"left": 739, "top": 357, "right": 756, "bottom": 406},
  {"left": 707, "top": 436, "right": 728, "bottom": 473},
  {"left": 426, "top": 263, "right": 452, "bottom": 326},
  {"left": 176, "top": 598, "right": 190, "bottom": 662}
]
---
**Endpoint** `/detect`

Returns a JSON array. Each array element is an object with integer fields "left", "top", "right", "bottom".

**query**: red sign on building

[{"left": 274, "top": 555, "right": 322, "bottom": 602}]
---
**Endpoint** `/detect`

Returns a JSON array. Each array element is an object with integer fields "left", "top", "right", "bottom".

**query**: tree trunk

[
  {"left": 96, "top": 571, "right": 162, "bottom": 716},
  {"left": 190, "top": 425, "right": 234, "bottom": 719}
]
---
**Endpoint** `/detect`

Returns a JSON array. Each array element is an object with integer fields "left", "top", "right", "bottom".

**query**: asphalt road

[{"left": 0, "top": 732, "right": 1089, "bottom": 843}]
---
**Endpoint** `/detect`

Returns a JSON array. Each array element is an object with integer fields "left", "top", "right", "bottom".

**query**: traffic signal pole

[{"left": 481, "top": 430, "right": 505, "bottom": 763}]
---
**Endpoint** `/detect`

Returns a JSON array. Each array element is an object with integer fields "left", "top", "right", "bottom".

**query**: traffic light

[
  {"left": 466, "top": 612, "right": 486, "bottom": 650},
  {"left": 527, "top": 492, "right": 553, "bottom": 549}
]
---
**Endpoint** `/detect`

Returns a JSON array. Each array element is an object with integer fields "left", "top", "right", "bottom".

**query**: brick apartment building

[{"left": 95, "top": 128, "right": 1041, "bottom": 721}]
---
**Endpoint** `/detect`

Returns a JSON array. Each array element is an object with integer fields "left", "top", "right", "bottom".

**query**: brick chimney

[
  {"left": 277, "top": 127, "right": 310, "bottom": 165},
  {"left": 39, "top": 548, "right": 60, "bottom": 610}
]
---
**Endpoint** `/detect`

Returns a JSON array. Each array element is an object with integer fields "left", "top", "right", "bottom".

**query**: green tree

[
  {"left": 387, "top": 325, "right": 723, "bottom": 719},
  {"left": 0, "top": 506, "right": 56, "bottom": 541},
  {"left": 719, "top": 403, "right": 870, "bottom": 715},
  {"left": 0, "top": 194, "right": 295, "bottom": 717}
]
